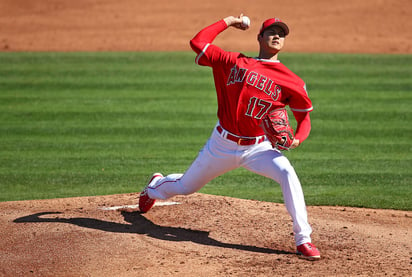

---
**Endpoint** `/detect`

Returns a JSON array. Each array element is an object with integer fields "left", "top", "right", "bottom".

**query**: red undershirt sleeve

[
  {"left": 190, "top": 19, "right": 228, "bottom": 54},
  {"left": 293, "top": 111, "right": 311, "bottom": 142}
]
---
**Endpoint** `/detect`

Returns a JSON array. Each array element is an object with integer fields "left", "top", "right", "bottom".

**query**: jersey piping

[
  {"left": 290, "top": 107, "right": 314, "bottom": 112},
  {"left": 195, "top": 43, "right": 211, "bottom": 65}
]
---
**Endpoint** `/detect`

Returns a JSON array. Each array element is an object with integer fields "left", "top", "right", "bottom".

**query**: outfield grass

[{"left": 0, "top": 52, "right": 411, "bottom": 210}]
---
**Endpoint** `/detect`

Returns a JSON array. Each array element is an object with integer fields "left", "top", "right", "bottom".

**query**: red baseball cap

[{"left": 259, "top": 18, "right": 289, "bottom": 36}]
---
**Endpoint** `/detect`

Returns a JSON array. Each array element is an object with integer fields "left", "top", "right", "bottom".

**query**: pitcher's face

[{"left": 258, "top": 26, "right": 286, "bottom": 53}]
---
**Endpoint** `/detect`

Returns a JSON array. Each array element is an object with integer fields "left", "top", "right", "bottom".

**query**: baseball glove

[{"left": 261, "top": 108, "right": 294, "bottom": 150}]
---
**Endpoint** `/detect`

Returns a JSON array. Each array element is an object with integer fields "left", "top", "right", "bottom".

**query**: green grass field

[{"left": 0, "top": 52, "right": 411, "bottom": 210}]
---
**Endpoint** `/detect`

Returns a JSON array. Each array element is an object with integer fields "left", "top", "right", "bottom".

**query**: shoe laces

[{"left": 305, "top": 243, "right": 317, "bottom": 250}]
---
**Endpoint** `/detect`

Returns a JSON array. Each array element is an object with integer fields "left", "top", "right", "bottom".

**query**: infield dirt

[{"left": 0, "top": 0, "right": 411, "bottom": 276}]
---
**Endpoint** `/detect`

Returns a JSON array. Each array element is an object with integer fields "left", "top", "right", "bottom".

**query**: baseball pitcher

[{"left": 139, "top": 14, "right": 320, "bottom": 260}]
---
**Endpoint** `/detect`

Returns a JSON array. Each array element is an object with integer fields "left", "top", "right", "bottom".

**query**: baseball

[{"left": 241, "top": 16, "right": 250, "bottom": 28}]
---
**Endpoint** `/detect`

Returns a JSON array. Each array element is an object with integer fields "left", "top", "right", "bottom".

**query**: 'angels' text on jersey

[{"left": 226, "top": 65, "right": 280, "bottom": 101}]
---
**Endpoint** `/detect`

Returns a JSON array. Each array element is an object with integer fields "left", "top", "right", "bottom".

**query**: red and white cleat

[
  {"left": 139, "top": 173, "right": 163, "bottom": 213},
  {"left": 296, "top": 242, "right": 321, "bottom": 260}
]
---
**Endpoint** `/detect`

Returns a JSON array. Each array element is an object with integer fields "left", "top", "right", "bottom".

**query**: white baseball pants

[{"left": 147, "top": 124, "right": 313, "bottom": 246}]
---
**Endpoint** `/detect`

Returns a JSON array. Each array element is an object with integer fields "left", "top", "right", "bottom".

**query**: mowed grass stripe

[{"left": 0, "top": 52, "right": 411, "bottom": 210}]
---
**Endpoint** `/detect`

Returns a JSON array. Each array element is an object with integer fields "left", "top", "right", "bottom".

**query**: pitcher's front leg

[{"left": 148, "top": 138, "right": 238, "bottom": 200}]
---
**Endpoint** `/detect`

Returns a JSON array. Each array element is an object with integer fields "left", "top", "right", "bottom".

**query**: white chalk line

[{"left": 100, "top": 201, "right": 180, "bottom": 211}]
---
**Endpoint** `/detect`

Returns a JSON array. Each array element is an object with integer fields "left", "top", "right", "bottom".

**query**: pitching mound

[{"left": 1, "top": 193, "right": 411, "bottom": 276}]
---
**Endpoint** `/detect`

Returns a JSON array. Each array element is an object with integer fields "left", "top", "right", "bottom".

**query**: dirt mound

[{"left": 1, "top": 193, "right": 411, "bottom": 276}]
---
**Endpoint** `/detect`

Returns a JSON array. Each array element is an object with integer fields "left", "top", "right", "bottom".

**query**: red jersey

[{"left": 190, "top": 20, "right": 313, "bottom": 138}]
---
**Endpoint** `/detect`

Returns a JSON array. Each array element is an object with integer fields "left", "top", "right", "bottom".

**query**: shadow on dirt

[{"left": 14, "top": 211, "right": 293, "bottom": 255}]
